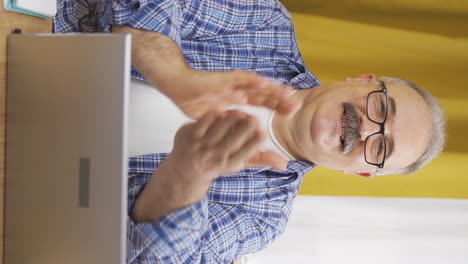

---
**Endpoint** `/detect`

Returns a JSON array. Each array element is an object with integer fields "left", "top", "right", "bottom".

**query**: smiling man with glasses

[
  {"left": 121, "top": 73, "right": 445, "bottom": 264},
  {"left": 270, "top": 74, "right": 445, "bottom": 178},
  {"left": 53, "top": 0, "right": 446, "bottom": 263}
]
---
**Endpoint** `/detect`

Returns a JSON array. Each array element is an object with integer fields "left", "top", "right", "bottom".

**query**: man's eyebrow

[
  {"left": 389, "top": 97, "right": 396, "bottom": 116},
  {"left": 386, "top": 97, "right": 396, "bottom": 160},
  {"left": 386, "top": 135, "right": 395, "bottom": 161}
]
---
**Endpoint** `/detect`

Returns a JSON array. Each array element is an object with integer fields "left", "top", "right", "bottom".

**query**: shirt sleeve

[
  {"left": 108, "top": 0, "right": 182, "bottom": 46},
  {"left": 53, "top": 0, "right": 182, "bottom": 46},
  {"left": 199, "top": 171, "right": 301, "bottom": 262},
  {"left": 127, "top": 169, "right": 299, "bottom": 263},
  {"left": 199, "top": 202, "right": 288, "bottom": 262},
  {"left": 126, "top": 171, "right": 209, "bottom": 263}
]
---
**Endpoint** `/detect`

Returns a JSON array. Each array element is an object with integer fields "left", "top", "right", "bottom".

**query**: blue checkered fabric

[
  {"left": 127, "top": 154, "right": 315, "bottom": 263},
  {"left": 53, "top": 0, "right": 320, "bottom": 89}
]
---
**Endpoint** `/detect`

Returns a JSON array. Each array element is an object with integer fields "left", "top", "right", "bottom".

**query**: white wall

[{"left": 245, "top": 195, "right": 468, "bottom": 264}]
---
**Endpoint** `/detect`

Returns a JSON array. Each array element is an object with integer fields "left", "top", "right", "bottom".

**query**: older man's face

[{"left": 291, "top": 76, "right": 432, "bottom": 175}]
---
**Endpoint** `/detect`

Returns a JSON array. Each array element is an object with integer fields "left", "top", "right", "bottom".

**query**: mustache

[{"left": 341, "top": 103, "right": 360, "bottom": 155}]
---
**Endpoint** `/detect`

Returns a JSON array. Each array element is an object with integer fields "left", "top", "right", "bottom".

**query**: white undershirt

[{"left": 128, "top": 79, "right": 294, "bottom": 161}]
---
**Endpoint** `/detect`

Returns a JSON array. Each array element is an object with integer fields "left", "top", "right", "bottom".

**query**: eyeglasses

[{"left": 364, "top": 81, "right": 389, "bottom": 169}]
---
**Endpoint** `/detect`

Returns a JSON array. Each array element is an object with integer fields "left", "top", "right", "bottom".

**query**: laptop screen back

[{"left": 4, "top": 34, "right": 130, "bottom": 264}]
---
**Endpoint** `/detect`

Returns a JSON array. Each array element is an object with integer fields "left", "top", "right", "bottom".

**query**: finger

[
  {"left": 246, "top": 151, "right": 288, "bottom": 170},
  {"left": 229, "top": 71, "right": 268, "bottom": 88},
  {"left": 261, "top": 94, "right": 280, "bottom": 112},
  {"left": 242, "top": 82, "right": 299, "bottom": 116},
  {"left": 222, "top": 71, "right": 280, "bottom": 107},
  {"left": 221, "top": 90, "right": 248, "bottom": 105},
  {"left": 192, "top": 111, "right": 221, "bottom": 139},
  {"left": 214, "top": 71, "right": 262, "bottom": 105},
  {"left": 274, "top": 86, "right": 301, "bottom": 116},
  {"left": 225, "top": 129, "right": 266, "bottom": 172},
  {"left": 202, "top": 110, "right": 246, "bottom": 147},
  {"left": 264, "top": 85, "right": 299, "bottom": 116},
  {"left": 224, "top": 71, "right": 300, "bottom": 116},
  {"left": 213, "top": 114, "right": 260, "bottom": 154},
  {"left": 247, "top": 92, "right": 279, "bottom": 112},
  {"left": 214, "top": 103, "right": 230, "bottom": 113},
  {"left": 227, "top": 72, "right": 273, "bottom": 99}
]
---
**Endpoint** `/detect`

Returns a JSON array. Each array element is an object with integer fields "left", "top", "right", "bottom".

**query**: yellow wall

[{"left": 281, "top": 0, "right": 468, "bottom": 198}]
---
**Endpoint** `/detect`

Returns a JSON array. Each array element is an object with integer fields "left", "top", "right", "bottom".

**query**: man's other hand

[
  {"left": 168, "top": 70, "right": 300, "bottom": 120},
  {"left": 166, "top": 110, "right": 287, "bottom": 186},
  {"left": 132, "top": 110, "right": 288, "bottom": 223},
  {"left": 112, "top": 25, "right": 298, "bottom": 120}
]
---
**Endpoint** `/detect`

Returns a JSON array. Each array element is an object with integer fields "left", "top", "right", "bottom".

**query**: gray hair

[{"left": 376, "top": 77, "right": 447, "bottom": 175}]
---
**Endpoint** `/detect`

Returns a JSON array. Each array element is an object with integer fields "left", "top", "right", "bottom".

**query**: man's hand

[
  {"left": 169, "top": 110, "right": 287, "bottom": 184},
  {"left": 112, "top": 25, "right": 299, "bottom": 120},
  {"left": 131, "top": 110, "right": 287, "bottom": 223},
  {"left": 166, "top": 69, "right": 300, "bottom": 120}
]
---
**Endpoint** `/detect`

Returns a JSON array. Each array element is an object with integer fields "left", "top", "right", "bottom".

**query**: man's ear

[{"left": 345, "top": 74, "right": 377, "bottom": 82}]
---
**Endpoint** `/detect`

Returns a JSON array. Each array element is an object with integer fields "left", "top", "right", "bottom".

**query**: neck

[{"left": 271, "top": 90, "right": 308, "bottom": 161}]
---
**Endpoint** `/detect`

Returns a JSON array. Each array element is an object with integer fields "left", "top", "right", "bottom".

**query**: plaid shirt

[
  {"left": 53, "top": 0, "right": 320, "bottom": 88},
  {"left": 54, "top": 0, "right": 319, "bottom": 263},
  {"left": 127, "top": 154, "right": 315, "bottom": 263}
]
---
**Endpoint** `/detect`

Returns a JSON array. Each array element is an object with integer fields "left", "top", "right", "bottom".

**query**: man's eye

[
  {"left": 380, "top": 100, "right": 386, "bottom": 115},
  {"left": 368, "top": 93, "right": 387, "bottom": 122},
  {"left": 377, "top": 140, "right": 384, "bottom": 156},
  {"left": 371, "top": 137, "right": 385, "bottom": 158}
]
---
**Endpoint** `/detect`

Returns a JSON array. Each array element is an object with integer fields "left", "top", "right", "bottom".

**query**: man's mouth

[
  {"left": 341, "top": 102, "right": 360, "bottom": 154},
  {"left": 340, "top": 107, "right": 346, "bottom": 146}
]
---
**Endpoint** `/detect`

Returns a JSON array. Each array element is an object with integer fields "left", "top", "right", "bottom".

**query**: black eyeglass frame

[{"left": 363, "top": 81, "right": 389, "bottom": 169}]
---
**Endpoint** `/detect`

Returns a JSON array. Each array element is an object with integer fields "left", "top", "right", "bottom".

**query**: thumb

[{"left": 246, "top": 151, "right": 288, "bottom": 171}]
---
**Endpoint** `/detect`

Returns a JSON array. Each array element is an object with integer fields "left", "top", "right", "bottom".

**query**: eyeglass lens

[{"left": 365, "top": 90, "right": 388, "bottom": 165}]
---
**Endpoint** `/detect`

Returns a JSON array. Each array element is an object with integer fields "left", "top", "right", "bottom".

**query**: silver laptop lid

[{"left": 5, "top": 34, "right": 130, "bottom": 264}]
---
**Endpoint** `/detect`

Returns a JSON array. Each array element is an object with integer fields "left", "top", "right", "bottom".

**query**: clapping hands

[{"left": 164, "top": 110, "right": 288, "bottom": 188}]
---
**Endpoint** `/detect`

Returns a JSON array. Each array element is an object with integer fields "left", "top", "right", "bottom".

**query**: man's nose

[{"left": 359, "top": 117, "right": 381, "bottom": 141}]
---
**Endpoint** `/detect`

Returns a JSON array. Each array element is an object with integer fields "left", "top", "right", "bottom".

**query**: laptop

[{"left": 4, "top": 34, "right": 130, "bottom": 264}]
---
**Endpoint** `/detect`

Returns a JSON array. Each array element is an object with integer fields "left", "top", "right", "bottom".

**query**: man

[{"left": 54, "top": 0, "right": 446, "bottom": 263}]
